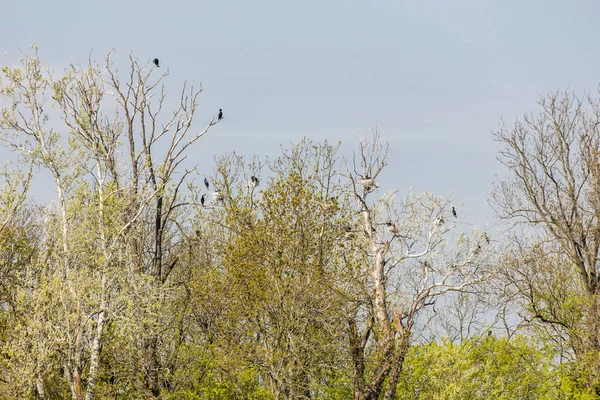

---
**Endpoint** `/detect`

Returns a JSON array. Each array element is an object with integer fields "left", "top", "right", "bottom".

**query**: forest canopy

[{"left": 0, "top": 48, "right": 599, "bottom": 399}]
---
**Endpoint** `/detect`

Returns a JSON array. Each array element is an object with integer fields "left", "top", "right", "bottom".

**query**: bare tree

[
  {"left": 345, "top": 132, "right": 493, "bottom": 400},
  {"left": 493, "top": 91, "right": 600, "bottom": 370}
]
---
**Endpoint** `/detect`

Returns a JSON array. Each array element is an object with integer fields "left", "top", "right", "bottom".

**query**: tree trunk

[
  {"left": 85, "top": 274, "right": 107, "bottom": 400},
  {"left": 383, "top": 333, "right": 409, "bottom": 400}
]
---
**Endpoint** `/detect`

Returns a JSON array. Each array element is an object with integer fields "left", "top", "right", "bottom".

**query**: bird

[
  {"left": 213, "top": 191, "right": 224, "bottom": 202},
  {"left": 251, "top": 175, "right": 259, "bottom": 185},
  {"left": 218, "top": 109, "right": 223, "bottom": 120},
  {"left": 386, "top": 221, "right": 398, "bottom": 235},
  {"left": 153, "top": 58, "right": 160, "bottom": 67},
  {"left": 452, "top": 207, "right": 457, "bottom": 218},
  {"left": 204, "top": 178, "right": 209, "bottom": 190},
  {"left": 201, "top": 194, "right": 205, "bottom": 206},
  {"left": 357, "top": 177, "right": 376, "bottom": 192}
]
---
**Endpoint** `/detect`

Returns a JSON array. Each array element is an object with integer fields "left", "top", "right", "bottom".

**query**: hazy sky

[{"left": 3, "top": 0, "right": 600, "bottom": 227}]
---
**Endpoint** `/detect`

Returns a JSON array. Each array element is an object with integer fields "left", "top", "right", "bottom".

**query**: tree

[
  {"left": 345, "top": 132, "right": 494, "bottom": 400},
  {"left": 493, "top": 91, "right": 600, "bottom": 392},
  {"left": 195, "top": 141, "right": 354, "bottom": 399},
  {"left": 396, "top": 335, "right": 594, "bottom": 399},
  {"left": 0, "top": 46, "right": 215, "bottom": 399}
]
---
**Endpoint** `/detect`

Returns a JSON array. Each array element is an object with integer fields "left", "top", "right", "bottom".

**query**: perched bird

[
  {"left": 357, "top": 177, "right": 376, "bottom": 192},
  {"left": 386, "top": 221, "right": 398, "bottom": 235},
  {"left": 204, "top": 178, "right": 209, "bottom": 190},
  {"left": 218, "top": 109, "right": 223, "bottom": 120},
  {"left": 153, "top": 58, "right": 160, "bottom": 67},
  {"left": 251, "top": 175, "right": 259, "bottom": 185},
  {"left": 452, "top": 206, "right": 457, "bottom": 218},
  {"left": 213, "top": 191, "right": 224, "bottom": 202},
  {"left": 201, "top": 194, "right": 205, "bottom": 206}
]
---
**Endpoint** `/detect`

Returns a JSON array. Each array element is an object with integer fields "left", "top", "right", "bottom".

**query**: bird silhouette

[
  {"left": 201, "top": 194, "right": 205, "bottom": 206},
  {"left": 218, "top": 109, "right": 223, "bottom": 120},
  {"left": 153, "top": 58, "right": 160, "bottom": 67},
  {"left": 452, "top": 207, "right": 457, "bottom": 218},
  {"left": 204, "top": 178, "right": 209, "bottom": 190}
]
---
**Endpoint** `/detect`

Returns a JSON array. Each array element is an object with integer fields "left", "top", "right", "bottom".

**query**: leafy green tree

[
  {"left": 396, "top": 335, "right": 596, "bottom": 399},
  {"left": 193, "top": 141, "right": 355, "bottom": 399},
  {"left": 0, "top": 46, "right": 216, "bottom": 399}
]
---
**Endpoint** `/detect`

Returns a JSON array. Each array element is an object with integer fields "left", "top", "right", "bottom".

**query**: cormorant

[
  {"left": 251, "top": 175, "right": 259, "bottom": 185},
  {"left": 218, "top": 109, "right": 223, "bottom": 120},
  {"left": 204, "top": 178, "right": 209, "bottom": 190},
  {"left": 452, "top": 207, "right": 457, "bottom": 218},
  {"left": 153, "top": 58, "right": 160, "bottom": 67},
  {"left": 201, "top": 194, "right": 205, "bottom": 206}
]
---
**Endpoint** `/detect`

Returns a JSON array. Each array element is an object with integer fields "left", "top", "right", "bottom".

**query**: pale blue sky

[{"left": 3, "top": 0, "right": 600, "bottom": 225}]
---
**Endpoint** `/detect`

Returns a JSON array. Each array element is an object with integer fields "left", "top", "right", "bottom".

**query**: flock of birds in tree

[
  {"left": 152, "top": 58, "right": 489, "bottom": 252},
  {"left": 199, "top": 175, "right": 260, "bottom": 208},
  {"left": 354, "top": 178, "right": 489, "bottom": 255}
]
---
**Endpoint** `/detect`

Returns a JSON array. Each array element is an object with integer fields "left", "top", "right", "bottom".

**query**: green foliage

[{"left": 396, "top": 335, "right": 597, "bottom": 400}]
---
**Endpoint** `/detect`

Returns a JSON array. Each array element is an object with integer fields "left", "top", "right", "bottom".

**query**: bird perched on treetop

[
  {"left": 452, "top": 206, "right": 457, "bottom": 218},
  {"left": 251, "top": 176, "right": 259, "bottom": 185},
  {"left": 153, "top": 58, "right": 160, "bottom": 67},
  {"left": 218, "top": 109, "right": 223, "bottom": 120},
  {"left": 201, "top": 194, "right": 205, "bottom": 206},
  {"left": 204, "top": 178, "right": 209, "bottom": 190}
]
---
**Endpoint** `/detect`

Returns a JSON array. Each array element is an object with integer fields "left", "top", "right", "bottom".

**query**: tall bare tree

[{"left": 346, "top": 132, "right": 493, "bottom": 400}]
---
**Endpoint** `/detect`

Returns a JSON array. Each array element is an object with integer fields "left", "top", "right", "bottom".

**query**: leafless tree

[
  {"left": 493, "top": 91, "right": 600, "bottom": 368},
  {"left": 345, "top": 131, "right": 494, "bottom": 400}
]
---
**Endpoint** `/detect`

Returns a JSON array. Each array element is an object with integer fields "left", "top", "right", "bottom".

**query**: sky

[{"left": 2, "top": 0, "right": 600, "bottom": 229}]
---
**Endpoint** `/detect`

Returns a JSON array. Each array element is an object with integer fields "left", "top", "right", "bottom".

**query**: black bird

[
  {"left": 201, "top": 194, "right": 205, "bottom": 206},
  {"left": 153, "top": 58, "right": 160, "bottom": 67},
  {"left": 452, "top": 206, "right": 457, "bottom": 218},
  {"left": 251, "top": 175, "right": 259, "bottom": 185},
  {"left": 218, "top": 109, "right": 223, "bottom": 120},
  {"left": 204, "top": 178, "right": 209, "bottom": 190}
]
